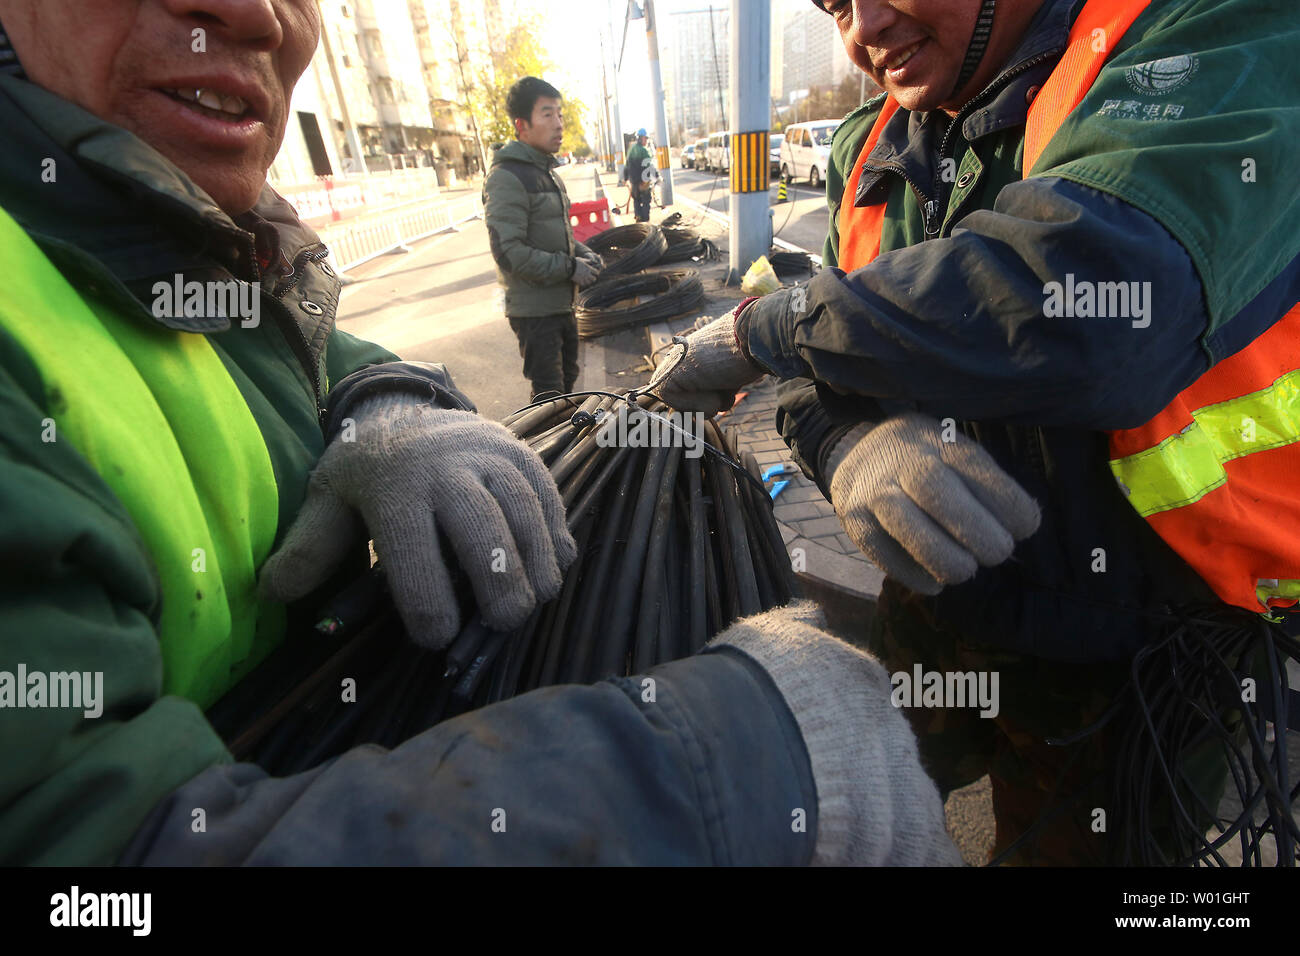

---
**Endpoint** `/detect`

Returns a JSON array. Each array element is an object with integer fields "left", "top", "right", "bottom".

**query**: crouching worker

[{"left": 0, "top": 0, "right": 958, "bottom": 866}]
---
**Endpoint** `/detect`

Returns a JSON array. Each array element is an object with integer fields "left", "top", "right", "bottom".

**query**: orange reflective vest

[{"left": 837, "top": 0, "right": 1300, "bottom": 615}]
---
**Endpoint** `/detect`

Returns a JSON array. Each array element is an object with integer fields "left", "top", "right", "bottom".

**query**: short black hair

[{"left": 506, "top": 76, "right": 563, "bottom": 124}]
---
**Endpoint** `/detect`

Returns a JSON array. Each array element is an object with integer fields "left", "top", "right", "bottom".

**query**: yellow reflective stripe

[
  {"left": 1111, "top": 368, "right": 1300, "bottom": 517},
  {"left": 729, "top": 132, "right": 769, "bottom": 193},
  {"left": 1257, "top": 578, "right": 1300, "bottom": 605}
]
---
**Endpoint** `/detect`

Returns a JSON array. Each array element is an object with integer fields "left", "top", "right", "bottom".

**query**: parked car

[
  {"left": 769, "top": 133, "right": 784, "bottom": 176},
  {"left": 693, "top": 138, "right": 709, "bottom": 171},
  {"left": 779, "top": 120, "right": 839, "bottom": 188},
  {"left": 682, "top": 143, "right": 697, "bottom": 169},
  {"left": 706, "top": 131, "right": 731, "bottom": 174}
]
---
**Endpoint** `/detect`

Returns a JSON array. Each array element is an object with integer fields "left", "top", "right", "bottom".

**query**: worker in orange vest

[{"left": 653, "top": 0, "right": 1300, "bottom": 864}]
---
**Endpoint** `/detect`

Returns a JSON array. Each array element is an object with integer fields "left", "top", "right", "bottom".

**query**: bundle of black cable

[
  {"left": 216, "top": 393, "right": 798, "bottom": 776},
  {"left": 586, "top": 223, "right": 667, "bottom": 277},
  {"left": 658, "top": 211, "right": 719, "bottom": 264},
  {"left": 576, "top": 270, "right": 704, "bottom": 338},
  {"left": 769, "top": 249, "right": 814, "bottom": 278}
]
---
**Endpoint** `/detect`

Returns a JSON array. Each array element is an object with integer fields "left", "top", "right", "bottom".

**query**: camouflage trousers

[{"left": 866, "top": 582, "right": 1236, "bottom": 866}]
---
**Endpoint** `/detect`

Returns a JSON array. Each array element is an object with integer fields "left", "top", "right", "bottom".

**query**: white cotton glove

[
  {"left": 712, "top": 601, "right": 962, "bottom": 866},
  {"left": 826, "top": 412, "right": 1041, "bottom": 595},
  {"left": 260, "top": 393, "right": 578, "bottom": 648},
  {"left": 647, "top": 304, "right": 764, "bottom": 414}
]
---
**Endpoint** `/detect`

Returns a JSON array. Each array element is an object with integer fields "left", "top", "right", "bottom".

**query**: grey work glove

[
  {"left": 826, "top": 412, "right": 1041, "bottom": 595},
  {"left": 648, "top": 305, "right": 764, "bottom": 414},
  {"left": 712, "top": 601, "right": 961, "bottom": 866},
  {"left": 572, "top": 255, "right": 601, "bottom": 289},
  {"left": 260, "top": 393, "right": 578, "bottom": 648}
]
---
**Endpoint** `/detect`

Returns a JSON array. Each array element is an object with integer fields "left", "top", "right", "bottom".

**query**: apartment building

[{"left": 271, "top": 0, "right": 499, "bottom": 185}]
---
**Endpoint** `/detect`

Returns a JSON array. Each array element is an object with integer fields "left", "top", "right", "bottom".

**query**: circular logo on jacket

[{"left": 1125, "top": 55, "right": 1199, "bottom": 95}]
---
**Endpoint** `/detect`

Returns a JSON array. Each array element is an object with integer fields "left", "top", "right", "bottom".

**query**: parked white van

[
  {"left": 779, "top": 120, "right": 840, "bottom": 188},
  {"left": 705, "top": 131, "right": 731, "bottom": 174}
]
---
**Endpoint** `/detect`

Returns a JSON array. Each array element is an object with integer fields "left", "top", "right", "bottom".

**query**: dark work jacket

[{"left": 748, "top": 0, "right": 1300, "bottom": 661}]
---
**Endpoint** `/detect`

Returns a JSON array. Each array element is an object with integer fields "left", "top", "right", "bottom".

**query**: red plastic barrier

[{"left": 569, "top": 198, "right": 612, "bottom": 243}]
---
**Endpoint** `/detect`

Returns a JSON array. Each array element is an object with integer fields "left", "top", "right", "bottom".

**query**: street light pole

[
  {"left": 598, "top": 32, "right": 617, "bottom": 172},
  {"left": 607, "top": 0, "right": 626, "bottom": 176},
  {"left": 727, "top": 0, "right": 770, "bottom": 283},
  {"left": 644, "top": 0, "right": 674, "bottom": 206}
]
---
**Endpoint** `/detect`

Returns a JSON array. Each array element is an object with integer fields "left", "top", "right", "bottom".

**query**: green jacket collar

[
  {"left": 493, "top": 139, "right": 559, "bottom": 171},
  {"left": 0, "top": 74, "right": 335, "bottom": 336},
  {"left": 852, "top": 0, "right": 1080, "bottom": 207}
]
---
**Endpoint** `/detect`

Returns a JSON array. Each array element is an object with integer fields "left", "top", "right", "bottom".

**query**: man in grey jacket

[{"left": 484, "top": 76, "right": 603, "bottom": 401}]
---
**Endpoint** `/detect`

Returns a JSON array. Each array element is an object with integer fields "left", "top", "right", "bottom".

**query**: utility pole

[
  {"left": 318, "top": 23, "right": 368, "bottom": 176},
  {"left": 644, "top": 0, "right": 674, "bottom": 205},
  {"left": 607, "top": 0, "right": 626, "bottom": 178},
  {"left": 598, "top": 32, "right": 617, "bottom": 173},
  {"left": 727, "top": 0, "right": 770, "bottom": 283}
]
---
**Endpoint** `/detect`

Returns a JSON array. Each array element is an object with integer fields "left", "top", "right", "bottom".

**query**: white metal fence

[{"left": 320, "top": 194, "right": 484, "bottom": 273}]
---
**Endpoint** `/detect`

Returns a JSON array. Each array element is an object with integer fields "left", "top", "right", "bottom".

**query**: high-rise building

[
  {"left": 782, "top": 5, "right": 854, "bottom": 99},
  {"left": 663, "top": 7, "right": 730, "bottom": 139}
]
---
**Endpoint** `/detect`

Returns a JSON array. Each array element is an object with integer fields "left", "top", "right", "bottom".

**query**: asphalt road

[{"left": 334, "top": 165, "right": 604, "bottom": 422}]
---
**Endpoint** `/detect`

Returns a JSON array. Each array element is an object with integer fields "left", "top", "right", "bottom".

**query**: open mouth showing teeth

[
  {"left": 161, "top": 87, "right": 251, "bottom": 120},
  {"left": 885, "top": 40, "right": 926, "bottom": 70}
]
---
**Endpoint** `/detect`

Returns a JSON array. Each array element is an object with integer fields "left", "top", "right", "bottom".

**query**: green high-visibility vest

[{"left": 0, "top": 206, "right": 282, "bottom": 708}]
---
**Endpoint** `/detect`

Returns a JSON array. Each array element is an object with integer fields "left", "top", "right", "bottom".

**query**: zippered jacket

[
  {"left": 752, "top": 0, "right": 1300, "bottom": 660},
  {"left": 483, "top": 140, "right": 590, "bottom": 318}
]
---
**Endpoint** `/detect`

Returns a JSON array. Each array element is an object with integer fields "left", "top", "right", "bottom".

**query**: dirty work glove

[
  {"left": 260, "top": 393, "right": 578, "bottom": 649},
  {"left": 826, "top": 412, "right": 1041, "bottom": 596},
  {"left": 648, "top": 304, "right": 764, "bottom": 414},
  {"left": 572, "top": 256, "right": 601, "bottom": 289},
  {"left": 711, "top": 601, "right": 961, "bottom": 866}
]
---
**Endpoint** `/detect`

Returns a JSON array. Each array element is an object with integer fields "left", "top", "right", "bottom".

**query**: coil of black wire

[
  {"left": 659, "top": 211, "right": 720, "bottom": 264},
  {"left": 576, "top": 270, "right": 705, "bottom": 339},
  {"left": 586, "top": 222, "right": 667, "bottom": 276},
  {"left": 219, "top": 393, "right": 799, "bottom": 776},
  {"left": 769, "top": 249, "right": 814, "bottom": 278}
]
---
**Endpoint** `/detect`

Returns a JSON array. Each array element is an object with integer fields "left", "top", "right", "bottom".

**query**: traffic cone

[{"left": 776, "top": 177, "right": 788, "bottom": 203}]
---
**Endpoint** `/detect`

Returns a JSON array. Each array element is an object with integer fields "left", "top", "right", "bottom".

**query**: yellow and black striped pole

[
  {"left": 729, "top": 130, "right": 771, "bottom": 195},
  {"left": 727, "top": 0, "right": 771, "bottom": 283}
]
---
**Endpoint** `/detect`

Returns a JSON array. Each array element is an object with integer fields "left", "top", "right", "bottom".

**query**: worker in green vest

[
  {"left": 653, "top": 0, "right": 1300, "bottom": 864},
  {"left": 623, "top": 129, "right": 656, "bottom": 222},
  {"left": 0, "top": 0, "right": 959, "bottom": 866}
]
